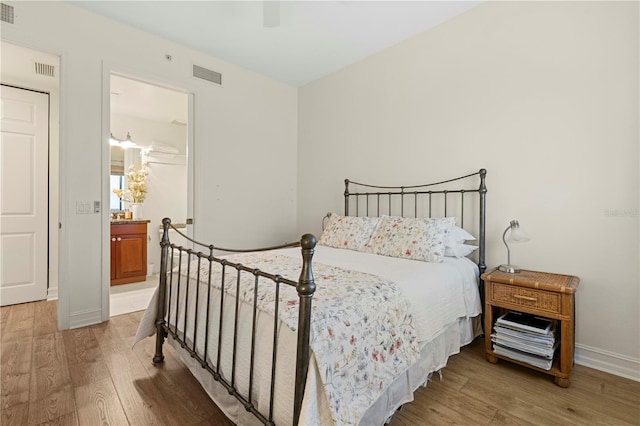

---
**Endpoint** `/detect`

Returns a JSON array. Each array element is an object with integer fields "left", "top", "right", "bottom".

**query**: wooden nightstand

[{"left": 481, "top": 268, "right": 580, "bottom": 387}]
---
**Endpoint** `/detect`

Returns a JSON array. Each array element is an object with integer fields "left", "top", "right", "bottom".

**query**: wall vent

[
  {"left": 193, "top": 64, "right": 222, "bottom": 86},
  {"left": 35, "top": 62, "right": 55, "bottom": 78},
  {"left": 1, "top": 3, "right": 14, "bottom": 24}
]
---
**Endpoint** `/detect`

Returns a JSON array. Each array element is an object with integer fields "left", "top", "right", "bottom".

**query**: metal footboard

[{"left": 153, "top": 218, "right": 316, "bottom": 426}]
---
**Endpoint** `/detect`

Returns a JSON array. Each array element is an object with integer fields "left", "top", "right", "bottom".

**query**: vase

[{"left": 131, "top": 203, "right": 143, "bottom": 220}]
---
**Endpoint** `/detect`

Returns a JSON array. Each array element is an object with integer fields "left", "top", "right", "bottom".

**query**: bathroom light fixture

[
  {"left": 110, "top": 132, "right": 138, "bottom": 149},
  {"left": 120, "top": 132, "right": 137, "bottom": 149},
  {"left": 109, "top": 133, "right": 121, "bottom": 146},
  {"left": 499, "top": 219, "right": 531, "bottom": 273}
]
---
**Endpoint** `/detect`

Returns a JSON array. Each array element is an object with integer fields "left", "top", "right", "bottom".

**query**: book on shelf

[
  {"left": 495, "top": 311, "right": 556, "bottom": 335},
  {"left": 491, "top": 334, "right": 559, "bottom": 358},
  {"left": 493, "top": 344, "right": 555, "bottom": 370},
  {"left": 492, "top": 311, "right": 558, "bottom": 370},
  {"left": 492, "top": 328, "right": 555, "bottom": 348},
  {"left": 493, "top": 325, "right": 556, "bottom": 346}
]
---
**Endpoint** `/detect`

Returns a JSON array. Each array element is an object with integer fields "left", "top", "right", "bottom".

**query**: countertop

[{"left": 110, "top": 219, "right": 151, "bottom": 225}]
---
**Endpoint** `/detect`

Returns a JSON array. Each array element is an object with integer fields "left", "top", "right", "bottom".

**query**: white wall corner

[
  {"left": 68, "top": 308, "right": 103, "bottom": 330},
  {"left": 575, "top": 344, "right": 640, "bottom": 382}
]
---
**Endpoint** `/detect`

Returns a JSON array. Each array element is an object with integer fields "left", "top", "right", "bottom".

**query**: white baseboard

[
  {"left": 68, "top": 308, "right": 103, "bottom": 329},
  {"left": 47, "top": 287, "right": 58, "bottom": 301},
  {"left": 575, "top": 344, "right": 640, "bottom": 382}
]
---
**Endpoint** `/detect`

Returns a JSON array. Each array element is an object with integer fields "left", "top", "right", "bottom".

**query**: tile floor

[{"left": 109, "top": 273, "right": 158, "bottom": 317}]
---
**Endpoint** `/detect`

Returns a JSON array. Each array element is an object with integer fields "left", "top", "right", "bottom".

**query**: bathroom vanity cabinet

[{"left": 110, "top": 221, "right": 148, "bottom": 285}]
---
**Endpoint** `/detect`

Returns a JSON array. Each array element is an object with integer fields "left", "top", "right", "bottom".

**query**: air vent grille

[
  {"left": 193, "top": 64, "right": 222, "bottom": 86},
  {"left": 35, "top": 62, "right": 55, "bottom": 78},
  {"left": 1, "top": 3, "right": 14, "bottom": 24}
]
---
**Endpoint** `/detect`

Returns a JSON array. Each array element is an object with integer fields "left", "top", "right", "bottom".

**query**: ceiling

[
  {"left": 6, "top": 2, "right": 481, "bottom": 127},
  {"left": 70, "top": 1, "right": 482, "bottom": 87},
  {"left": 110, "top": 74, "right": 188, "bottom": 125}
]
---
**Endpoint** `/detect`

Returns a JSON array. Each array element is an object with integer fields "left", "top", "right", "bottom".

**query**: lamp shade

[{"left": 506, "top": 221, "right": 530, "bottom": 243}]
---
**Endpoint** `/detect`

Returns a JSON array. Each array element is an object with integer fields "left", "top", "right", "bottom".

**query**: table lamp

[{"left": 499, "top": 219, "right": 530, "bottom": 273}]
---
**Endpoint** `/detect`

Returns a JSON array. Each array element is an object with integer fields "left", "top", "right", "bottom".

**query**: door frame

[
  {"left": 0, "top": 41, "right": 61, "bottom": 314},
  {"left": 100, "top": 61, "right": 195, "bottom": 320}
]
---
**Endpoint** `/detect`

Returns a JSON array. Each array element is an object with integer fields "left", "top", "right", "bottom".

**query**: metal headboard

[{"left": 343, "top": 169, "right": 487, "bottom": 277}]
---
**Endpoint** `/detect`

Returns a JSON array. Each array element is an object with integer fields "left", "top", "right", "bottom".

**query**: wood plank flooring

[
  {"left": 1, "top": 301, "right": 232, "bottom": 426},
  {"left": 2, "top": 300, "right": 639, "bottom": 426}
]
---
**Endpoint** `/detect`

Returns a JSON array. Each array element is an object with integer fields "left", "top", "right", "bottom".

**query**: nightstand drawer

[{"left": 491, "top": 283, "right": 560, "bottom": 314}]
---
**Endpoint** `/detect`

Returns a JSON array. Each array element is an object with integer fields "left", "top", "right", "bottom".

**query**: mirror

[
  {"left": 110, "top": 145, "right": 124, "bottom": 175},
  {"left": 110, "top": 146, "right": 142, "bottom": 212},
  {"left": 110, "top": 145, "right": 125, "bottom": 212}
]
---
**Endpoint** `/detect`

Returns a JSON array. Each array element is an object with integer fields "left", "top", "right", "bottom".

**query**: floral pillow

[
  {"left": 365, "top": 216, "right": 455, "bottom": 263},
  {"left": 317, "top": 213, "right": 380, "bottom": 252}
]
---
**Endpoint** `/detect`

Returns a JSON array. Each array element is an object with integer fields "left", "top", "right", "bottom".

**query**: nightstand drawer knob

[{"left": 513, "top": 294, "right": 537, "bottom": 302}]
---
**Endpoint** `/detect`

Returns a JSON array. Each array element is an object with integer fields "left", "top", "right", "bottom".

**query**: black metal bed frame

[{"left": 151, "top": 169, "right": 487, "bottom": 426}]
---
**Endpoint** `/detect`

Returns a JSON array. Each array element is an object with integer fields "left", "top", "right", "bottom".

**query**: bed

[{"left": 134, "top": 169, "right": 487, "bottom": 426}]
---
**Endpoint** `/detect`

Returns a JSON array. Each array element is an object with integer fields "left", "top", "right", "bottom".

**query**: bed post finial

[
  {"left": 298, "top": 234, "right": 316, "bottom": 297},
  {"left": 294, "top": 233, "right": 316, "bottom": 426},
  {"left": 160, "top": 217, "right": 171, "bottom": 245},
  {"left": 344, "top": 179, "right": 350, "bottom": 216}
]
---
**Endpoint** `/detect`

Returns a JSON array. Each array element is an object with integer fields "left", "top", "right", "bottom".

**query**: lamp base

[{"left": 499, "top": 264, "right": 521, "bottom": 273}]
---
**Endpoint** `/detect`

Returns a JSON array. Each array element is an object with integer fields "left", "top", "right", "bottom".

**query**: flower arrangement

[{"left": 113, "top": 164, "right": 149, "bottom": 204}]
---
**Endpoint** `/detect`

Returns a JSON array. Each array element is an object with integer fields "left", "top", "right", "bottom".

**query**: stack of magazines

[{"left": 491, "top": 311, "right": 558, "bottom": 370}]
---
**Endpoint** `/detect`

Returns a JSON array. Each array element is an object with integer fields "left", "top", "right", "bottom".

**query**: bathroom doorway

[{"left": 108, "top": 74, "right": 190, "bottom": 316}]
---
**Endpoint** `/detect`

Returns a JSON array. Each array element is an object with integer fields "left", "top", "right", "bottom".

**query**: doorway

[
  {"left": 108, "top": 74, "right": 190, "bottom": 316},
  {"left": 0, "top": 42, "right": 60, "bottom": 307}
]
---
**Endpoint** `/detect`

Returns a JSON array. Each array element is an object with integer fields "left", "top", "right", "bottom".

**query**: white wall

[
  {"left": 3, "top": 1, "right": 298, "bottom": 328},
  {"left": 298, "top": 1, "right": 639, "bottom": 379}
]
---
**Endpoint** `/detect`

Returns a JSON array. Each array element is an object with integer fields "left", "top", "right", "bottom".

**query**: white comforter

[
  {"left": 275, "top": 246, "right": 482, "bottom": 342},
  {"left": 134, "top": 246, "right": 480, "bottom": 425}
]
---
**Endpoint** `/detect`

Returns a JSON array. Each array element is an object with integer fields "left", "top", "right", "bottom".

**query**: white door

[{"left": 0, "top": 85, "right": 49, "bottom": 306}]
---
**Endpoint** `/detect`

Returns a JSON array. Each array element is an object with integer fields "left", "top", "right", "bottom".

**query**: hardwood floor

[
  {"left": 1, "top": 301, "right": 232, "bottom": 426},
  {"left": 2, "top": 300, "right": 639, "bottom": 426}
]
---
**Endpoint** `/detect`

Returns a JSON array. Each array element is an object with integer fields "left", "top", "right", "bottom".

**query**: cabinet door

[{"left": 116, "top": 234, "right": 147, "bottom": 279}]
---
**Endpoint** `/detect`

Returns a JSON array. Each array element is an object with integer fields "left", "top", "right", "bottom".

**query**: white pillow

[
  {"left": 318, "top": 213, "right": 380, "bottom": 252},
  {"left": 445, "top": 243, "right": 478, "bottom": 258},
  {"left": 446, "top": 226, "right": 476, "bottom": 247},
  {"left": 365, "top": 216, "right": 454, "bottom": 263}
]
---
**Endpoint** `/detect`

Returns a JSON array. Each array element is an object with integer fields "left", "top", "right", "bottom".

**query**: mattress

[{"left": 134, "top": 246, "right": 481, "bottom": 425}]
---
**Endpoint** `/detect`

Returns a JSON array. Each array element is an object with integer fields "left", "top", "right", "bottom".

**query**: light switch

[
  {"left": 76, "top": 201, "right": 92, "bottom": 214},
  {"left": 94, "top": 201, "right": 101, "bottom": 213}
]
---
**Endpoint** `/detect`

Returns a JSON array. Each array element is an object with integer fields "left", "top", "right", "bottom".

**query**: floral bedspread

[{"left": 186, "top": 252, "right": 420, "bottom": 425}]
